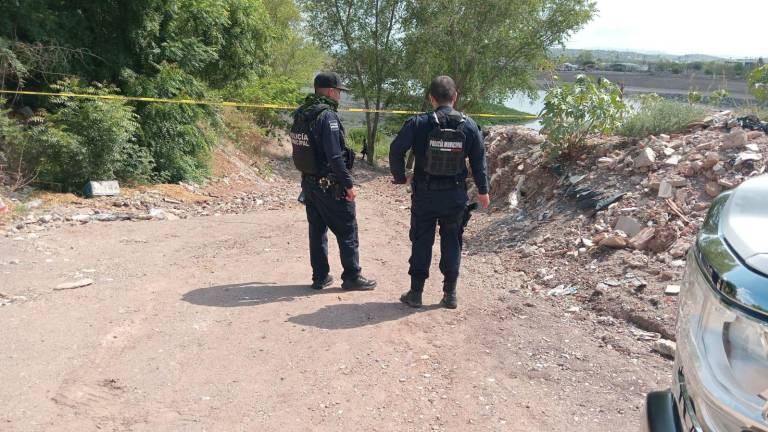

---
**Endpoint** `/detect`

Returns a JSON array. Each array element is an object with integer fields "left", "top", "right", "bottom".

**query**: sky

[{"left": 567, "top": 0, "right": 768, "bottom": 59}]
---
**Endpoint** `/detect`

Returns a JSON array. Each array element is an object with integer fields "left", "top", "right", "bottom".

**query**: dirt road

[{"left": 1, "top": 173, "right": 672, "bottom": 431}]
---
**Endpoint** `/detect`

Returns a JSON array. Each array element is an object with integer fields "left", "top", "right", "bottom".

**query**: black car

[{"left": 644, "top": 175, "right": 768, "bottom": 432}]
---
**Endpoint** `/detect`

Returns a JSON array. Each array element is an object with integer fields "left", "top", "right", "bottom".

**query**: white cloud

[{"left": 567, "top": 0, "right": 768, "bottom": 58}]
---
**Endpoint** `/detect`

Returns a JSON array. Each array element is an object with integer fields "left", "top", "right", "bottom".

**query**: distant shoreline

[{"left": 538, "top": 71, "right": 753, "bottom": 100}]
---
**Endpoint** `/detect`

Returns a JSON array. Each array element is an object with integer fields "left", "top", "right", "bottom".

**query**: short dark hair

[{"left": 429, "top": 76, "right": 457, "bottom": 105}]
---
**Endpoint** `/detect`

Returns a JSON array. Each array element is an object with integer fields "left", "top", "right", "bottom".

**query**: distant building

[{"left": 558, "top": 63, "right": 580, "bottom": 71}]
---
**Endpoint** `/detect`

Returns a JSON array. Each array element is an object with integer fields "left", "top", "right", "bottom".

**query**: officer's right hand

[
  {"left": 478, "top": 193, "right": 490, "bottom": 209},
  {"left": 346, "top": 187, "right": 357, "bottom": 202}
]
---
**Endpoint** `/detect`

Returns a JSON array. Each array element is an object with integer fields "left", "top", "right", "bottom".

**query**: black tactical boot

[
  {"left": 441, "top": 281, "right": 458, "bottom": 309},
  {"left": 400, "top": 278, "right": 424, "bottom": 308},
  {"left": 311, "top": 275, "right": 333, "bottom": 290},
  {"left": 341, "top": 275, "right": 377, "bottom": 291}
]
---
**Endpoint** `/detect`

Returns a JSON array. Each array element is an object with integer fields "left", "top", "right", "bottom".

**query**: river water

[{"left": 504, "top": 91, "right": 546, "bottom": 130}]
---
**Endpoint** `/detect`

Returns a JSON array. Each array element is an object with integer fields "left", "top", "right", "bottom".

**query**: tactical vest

[
  {"left": 290, "top": 105, "right": 329, "bottom": 175},
  {"left": 424, "top": 110, "right": 467, "bottom": 177}
]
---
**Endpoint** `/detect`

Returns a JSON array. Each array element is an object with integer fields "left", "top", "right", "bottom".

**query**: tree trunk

[{"left": 366, "top": 112, "right": 379, "bottom": 166}]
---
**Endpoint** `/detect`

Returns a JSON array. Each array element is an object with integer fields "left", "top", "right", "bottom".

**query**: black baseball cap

[{"left": 314, "top": 72, "right": 349, "bottom": 91}]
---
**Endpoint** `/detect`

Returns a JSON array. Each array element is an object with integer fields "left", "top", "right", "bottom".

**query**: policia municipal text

[{"left": 290, "top": 72, "right": 377, "bottom": 291}]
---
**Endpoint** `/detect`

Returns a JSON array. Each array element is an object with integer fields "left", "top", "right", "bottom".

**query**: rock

[
  {"left": 648, "top": 226, "right": 678, "bottom": 253},
  {"left": 658, "top": 181, "right": 674, "bottom": 199},
  {"left": 712, "top": 162, "right": 726, "bottom": 177},
  {"left": 25, "top": 199, "right": 43, "bottom": 209},
  {"left": 734, "top": 151, "right": 763, "bottom": 167},
  {"left": 615, "top": 216, "right": 643, "bottom": 237},
  {"left": 660, "top": 271, "right": 677, "bottom": 281},
  {"left": 54, "top": 278, "right": 94, "bottom": 290},
  {"left": 718, "top": 179, "right": 737, "bottom": 190},
  {"left": 687, "top": 153, "right": 704, "bottom": 161},
  {"left": 665, "top": 285, "right": 681, "bottom": 295},
  {"left": 678, "top": 162, "right": 696, "bottom": 177},
  {"left": 659, "top": 134, "right": 670, "bottom": 142},
  {"left": 599, "top": 235, "right": 628, "bottom": 249},
  {"left": 722, "top": 130, "right": 747, "bottom": 149},
  {"left": 674, "top": 189, "right": 688, "bottom": 207},
  {"left": 668, "top": 176, "right": 688, "bottom": 187},
  {"left": 597, "top": 157, "right": 615, "bottom": 169},
  {"left": 695, "top": 142, "right": 716, "bottom": 151},
  {"left": 704, "top": 182, "right": 722, "bottom": 198},
  {"left": 664, "top": 155, "right": 681, "bottom": 166},
  {"left": 747, "top": 130, "right": 764, "bottom": 141},
  {"left": 83, "top": 181, "right": 121, "bottom": 198},
  {"left": 662, "top": 147, "right": 676, "bottom": 157},
  {"left": 149, "top": 208, "right": 168, "bottom": 220},
  {"left": 629, "top": 227, "right": 656, "bottom": 251},
  {"left": 547, "top": 285, "right": 577, "bottom": 296},
  {"left": 746, "top": 143, "right": 760, "bottom": 152},
  {"left": 653, "top": 339, "right": 677, "bottom": 358},
  {"left": 669, "top": 240, "right": 691, "bottom": 258},
  {"left": 634, "top": 148, "right": 656, "bottom": 169},
  {"left": 38, "top": 214, "right": 53, "bottom": 224},
  {"left": 703, "top": 152, "right": 721, "bottom": 169},
  {"left": 8, "top": 259, "right": 20, "bottom": 265},
  {"left": 71, "top": 214, "right": 92, "bottom": 223},
  {"left": 693, "top": 202, "right": 710, "bottom": 211},
  {"left": 92, "top": 213, "right": 119, "bottom": 222},
  {"left": 165, "top": 213, "right": 180, "bottom": 221}
]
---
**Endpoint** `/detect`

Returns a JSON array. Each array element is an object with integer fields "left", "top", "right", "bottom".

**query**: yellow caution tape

[{"left": 1, "top": 89, "right": 539, "bottom": 120}]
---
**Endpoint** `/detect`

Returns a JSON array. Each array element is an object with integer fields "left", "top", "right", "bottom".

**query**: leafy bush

[
  {"left": 709, "top": 89, "right": 730, "bottom": 106},
  {"left": 748, "top": 65, "right": 768, "bottom": 105},
  {"left": 124, "top": 65, "right": 220, "bottom": 183},
  {"left": 540, "top": 75, "right": 626, "bottom": 158},
  {"left": 687, "top": 91, "right": 703, "bottom": 105},
  {"left": 618, "top": 100, "right": 705, "bottom": 138},
  {"left": 6, "top": 80, "right": 152, "bottom": 192}
]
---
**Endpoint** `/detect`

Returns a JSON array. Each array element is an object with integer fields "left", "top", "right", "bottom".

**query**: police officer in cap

[
  {"left": 291, "top": 72, "right": 377, "bottom": 291},
  {"left": 389, "top": 75, "right": 490, "bottom": 309}
]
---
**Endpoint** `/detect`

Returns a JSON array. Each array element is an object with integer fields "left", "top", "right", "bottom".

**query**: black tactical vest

[
  {"left": 290, "top": 104, "right": 329, "bottom": 175},
  {"left": 424, "top": 110, "right": 467, "bottom": 177}
]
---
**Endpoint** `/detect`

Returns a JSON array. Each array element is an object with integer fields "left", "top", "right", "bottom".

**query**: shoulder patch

[{"left": 329, "top": 120, "right": 340, "bottom": 131}]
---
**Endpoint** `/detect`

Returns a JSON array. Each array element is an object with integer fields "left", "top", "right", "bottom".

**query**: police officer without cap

[
  {"left": 291, "top": 72, "right": 377, "bottom": 291},
  {"left": 390, "top": 76, "right": 490, "bottom": 309}
]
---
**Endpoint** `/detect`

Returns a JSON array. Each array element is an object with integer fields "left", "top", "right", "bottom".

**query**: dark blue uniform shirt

[
  {"left": 312, "top": 109, "right": 354, "bottom": 189},
  {"left": 389, "top": 105, "right": 489, "bottom": 194}
]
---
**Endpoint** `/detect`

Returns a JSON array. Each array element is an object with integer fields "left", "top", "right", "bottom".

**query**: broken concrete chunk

[
  {"left": 722, "top": 130, "right": 747, "bottom": 149},
  {"left": 615, "top": 216, "right": 643, "bottom": 237},
  {"left": 634, "top": 147, "right": 656, "bottom": 168},
  {"left": 84, "top": 181, "right": 120, "bottom": 198},
  {"left": 629, "top": 227, "right": 656, "bottom": 251},
  {"left": 664, "top": 155, "right": 681, "bottom": 166},
  {"left": 658, "top": 181, "right": 674, "bottom": 199},
  {"left": 665, "top": 285, "right": 681, "bottom": 295}
]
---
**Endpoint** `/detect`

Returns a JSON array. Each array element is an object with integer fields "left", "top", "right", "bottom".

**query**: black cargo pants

[
  {"left": 302, "top": 178, "right": 361, "bottom": 283},
  {"left": 408, "top": 183, "right": 468, "bottom": 286}
]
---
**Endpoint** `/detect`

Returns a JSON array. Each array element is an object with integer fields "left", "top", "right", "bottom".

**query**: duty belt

[
  {"left": 303, "top": 174, "right": 337, "bottom": 191},
  {"left": 414, "top": 177, "right": 466, "bottom": 191}
]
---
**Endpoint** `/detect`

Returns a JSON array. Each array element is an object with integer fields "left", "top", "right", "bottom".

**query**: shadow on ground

[
  {"left": 182, "top": 282, "right": 344, "bottom": 307},
  {"left": 287, "top": 302, "right": 439, "bottom": 330}
]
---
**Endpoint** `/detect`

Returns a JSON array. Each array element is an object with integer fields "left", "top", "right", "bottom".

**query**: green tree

[
  {"left": 301, "top": 0, "right": 406, "bottom": 164},
  {"left": 576, "top": 50, "right": 595, "bottom": 67},
  {"left": 402, "top": 0, "right": 596, "bottom": 112}
]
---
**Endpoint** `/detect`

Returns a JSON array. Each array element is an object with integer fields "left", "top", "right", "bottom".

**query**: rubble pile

[{"left": 476, "top": 111, "right": 767, "bottom": 339}]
